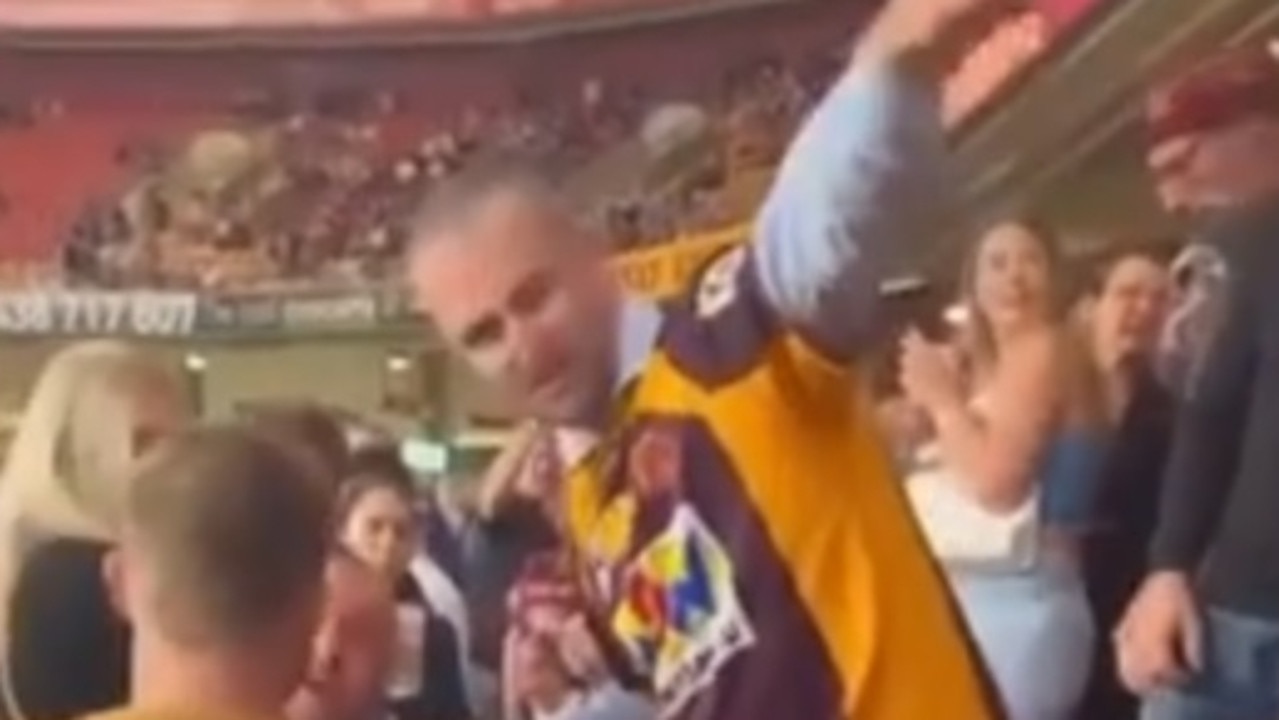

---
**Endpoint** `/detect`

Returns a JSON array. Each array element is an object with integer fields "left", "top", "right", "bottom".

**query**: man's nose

[
  {"left": 309, "top": 631, "right": 342, "bottom": 681},
  {"left": 507, "top": 319, "right": 555, "bottom": 382}
]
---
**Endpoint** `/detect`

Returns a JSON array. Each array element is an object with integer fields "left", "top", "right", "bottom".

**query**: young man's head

[
  {"left": 1147, "top": 43, "right": 1279, "bottom": 214},
  {"left": 106, "top": 426, "right": 333, "bottom": 714},
  {"left": 407, "top": 164, "right": 620, "bottom": 427},
  {"left": 285, "top": 551, "right": 396, "bottom": 720}
]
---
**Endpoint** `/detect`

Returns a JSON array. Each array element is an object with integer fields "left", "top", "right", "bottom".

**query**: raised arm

[{"left": 753, "top": 0, "right": 1008, "bottom": 357}]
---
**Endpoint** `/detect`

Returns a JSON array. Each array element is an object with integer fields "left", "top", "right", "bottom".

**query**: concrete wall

[{"left": 0, "top": 336, "right": 514, "bottom": 428}]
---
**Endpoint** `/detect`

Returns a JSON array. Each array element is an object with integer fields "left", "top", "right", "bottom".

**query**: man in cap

[
  {"left": 1116, "top": 42, "right": 1279, "bottom": 720},
  {"left": 407, "top": 0, "right": 1014, "bottom": 717}
]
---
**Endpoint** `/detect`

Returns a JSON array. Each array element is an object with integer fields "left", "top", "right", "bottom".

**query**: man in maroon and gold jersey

[{"left": 408, "top": 0, "right": 1015, "bottom": 717}]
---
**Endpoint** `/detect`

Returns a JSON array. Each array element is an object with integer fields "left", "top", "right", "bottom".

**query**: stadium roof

[{"left": 0, "top": 0, "right": 810, "bottom": 44}]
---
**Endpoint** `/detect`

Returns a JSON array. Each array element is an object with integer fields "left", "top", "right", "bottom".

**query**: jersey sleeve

[
  {"left": 659, "top": 245, "right": 851, "bottom": 406},
  {"left": 751, "top": 60, "right": 950, "bottom": 361}
]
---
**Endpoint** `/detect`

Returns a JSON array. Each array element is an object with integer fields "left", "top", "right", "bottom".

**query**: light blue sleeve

[
  {"left": 753, "top": 61, "right": 952, "bottom": 357},
  {"left": 572, "top": 682, "right": 656, "bottom": 720}
]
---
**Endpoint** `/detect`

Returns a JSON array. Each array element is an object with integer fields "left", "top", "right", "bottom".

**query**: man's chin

[
  {"left": 284, "top": 692, "right": 328, "bottom": 720},
  {"left": 529, "top": 392, "right": 598, "bottom": 429}
]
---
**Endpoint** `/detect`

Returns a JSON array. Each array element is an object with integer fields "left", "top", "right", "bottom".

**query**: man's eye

[
  {"left": 461, "top": 317, "right": 502, "bottom": 350},
  {"left": 510, "top": 275, "right": 554, "bottom": 317}
]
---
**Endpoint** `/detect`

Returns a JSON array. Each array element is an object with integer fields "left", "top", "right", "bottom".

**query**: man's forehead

[{"left": 419, "top": 184, "right": 576, "bottom": 256}]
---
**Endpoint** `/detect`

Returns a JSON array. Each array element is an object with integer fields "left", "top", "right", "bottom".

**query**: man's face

[
  {"left": 286, "top": 558, "right": 395, "bottom": 720},
  {"left": 409, "top": 191, "right": 617, "bottom": 426},
  {"left": 1147, "top": 116, "right": 1279, "bottom": 214}
]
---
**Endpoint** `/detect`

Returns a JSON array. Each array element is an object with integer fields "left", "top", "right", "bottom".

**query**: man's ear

[
  {"left": 1074, "top": 296, "right": 1098, "bottom": 325},
  {"left": 100, "top": 547, "right": 132, "bottom": 622}
]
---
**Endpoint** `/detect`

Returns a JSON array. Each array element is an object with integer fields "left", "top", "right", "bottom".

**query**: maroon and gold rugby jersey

[{"left": 564, "top": 250, "right": 1001, "bottom": 720}]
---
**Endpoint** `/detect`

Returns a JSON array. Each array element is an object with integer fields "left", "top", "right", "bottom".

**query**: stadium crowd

[
  {"left": 5, "top": 0, "right": 1279, "bottom": 719},
  {"left": 0, "top": 30, "right": 836, "bottom": 293}
]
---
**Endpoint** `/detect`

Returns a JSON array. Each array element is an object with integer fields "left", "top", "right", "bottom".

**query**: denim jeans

[
  {"left": 949, "top": 552, "right": 1094, "bottom": 720},
  {"left": 1141, "top": 607, "right": 1279, "bottom": 720}
]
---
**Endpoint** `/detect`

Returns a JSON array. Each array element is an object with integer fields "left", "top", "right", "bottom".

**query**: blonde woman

[
  {"left": 0, "top": 340, "right": 189, "bottom": 720},
  {"left": 899, "top": 221, "right": 1107, "bottom": 720}
]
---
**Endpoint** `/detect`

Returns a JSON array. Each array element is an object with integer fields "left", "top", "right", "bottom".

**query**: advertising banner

[
  {"left": 0, "top": 227, "right": 742, "bottom": 339},
  {"left": 612, "top": 225, "right": 746, "bottom": 299},
  {"left": 197, "top": 289, "right": 417, "bottom": 337},
  {"left": 0, "top": 290, "right": 199, "bottom": 338}
]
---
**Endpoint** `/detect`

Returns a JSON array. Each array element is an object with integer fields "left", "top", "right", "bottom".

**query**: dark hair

[
  {"left": 348, "top": 444, "right": 414, "bottom": 488},
  {"left": 125, "top": 425, "right": 332, "bottom": 648},
  {"left": 1083, "top": 241, "right": 1177, "bottom": 297},
  {"left": 334, "top": 464, "right": 416, "bottom": 535},
  {"left": 244, "top": 403, "right": 349, "bottom": 486}
]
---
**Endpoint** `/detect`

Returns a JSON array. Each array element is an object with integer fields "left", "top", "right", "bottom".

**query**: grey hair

[{"left": 407, "top": 158, "right": 571, "bottom": 250}]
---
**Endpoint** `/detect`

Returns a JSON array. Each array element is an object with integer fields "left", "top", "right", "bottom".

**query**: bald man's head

[{"left": 407, "top": 163, "right": 619, "bottom": 426}]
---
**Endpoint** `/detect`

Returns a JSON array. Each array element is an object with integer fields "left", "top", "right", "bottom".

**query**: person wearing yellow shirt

[{"left": 407, "top": 1, "right": 1018, "bottom": 717}]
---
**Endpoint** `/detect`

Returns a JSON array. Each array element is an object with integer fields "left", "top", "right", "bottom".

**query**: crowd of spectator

[{"left": 0, "top": 44, "right": 838, "bottom": 294}]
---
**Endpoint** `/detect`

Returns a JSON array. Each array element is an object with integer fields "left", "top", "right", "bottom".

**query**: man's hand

[
  {"left": 859, "top": 0, "right": 1022, "bottom": 75},
  {"left": 898, "top": 330, "right": 965, "bottom": 414},
  {"left": 476, "top": 422, "right": 541, "bottom": 519},
  {"left": 556, "top": 612, "right": 608, "bottom": 682},
  {"left": 1114, "top": 571, "right": 1205, "bottom": 695}
]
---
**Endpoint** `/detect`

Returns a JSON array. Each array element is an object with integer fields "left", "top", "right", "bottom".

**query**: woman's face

[
  {"left": 128, "top": 378, "right": 190, "bottom": 460},
  {"left": 1094, "top": 255, "right": 1170, "bottom": 364},
  {"left": 342, "top": 486, "right": 416, "bottom": 579},
  {"left": 972, "top": 224, "right": 1054, "bottom": 333},
  {"left": 66, "top": 369, "right": 189, "bottom": 530}
]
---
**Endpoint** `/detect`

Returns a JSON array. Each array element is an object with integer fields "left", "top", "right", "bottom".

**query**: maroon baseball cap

[{"left": 1147, "top": 42, "right": 1279, "bottom": 146}]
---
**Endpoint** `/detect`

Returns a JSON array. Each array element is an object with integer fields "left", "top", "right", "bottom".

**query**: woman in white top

[{"left": 900, "top": 220, "right": 1106, "bottom": 720}]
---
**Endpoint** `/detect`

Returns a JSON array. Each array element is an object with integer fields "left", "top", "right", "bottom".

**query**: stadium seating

[{"left": 0, "top": 0, "right": 880, "bottom": 291}]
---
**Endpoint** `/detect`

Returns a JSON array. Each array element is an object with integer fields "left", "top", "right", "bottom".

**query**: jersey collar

[
  {"left": 615, "top": 294, "right": 663, "bottom": 392},
  {"left": 553, "top": 295, "right": 661, "bottom": 470}
]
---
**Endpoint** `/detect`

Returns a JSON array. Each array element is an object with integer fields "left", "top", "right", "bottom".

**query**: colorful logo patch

[{"left": 610, "top": 505, "right": 755, "bottom": 716}]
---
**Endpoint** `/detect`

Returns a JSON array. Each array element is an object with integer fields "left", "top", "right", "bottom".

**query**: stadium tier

[{"left": 0, "top": 0, "right": 1106, "bottom": 298}]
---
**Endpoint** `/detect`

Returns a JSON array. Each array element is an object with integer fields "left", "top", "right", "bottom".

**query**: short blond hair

[{"left": 124, "top": 425, "right": 332, "bottom": 648}]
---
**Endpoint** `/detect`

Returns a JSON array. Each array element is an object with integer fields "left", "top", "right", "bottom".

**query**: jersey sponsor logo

[
  {"left": 695, "top": 247, "right": 748, "bottom": 319},
  {"left": 610, "top": 505, "right": 755, "bottom": 717}
]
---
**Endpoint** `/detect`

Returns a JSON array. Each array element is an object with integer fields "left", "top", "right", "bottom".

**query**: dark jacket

[
  {"left": 1080, "top": 366, "right": 1175, "bottom": 720},
  {"left": 390, "top": 574, "right": 472, "bottom": 720},
  {"left": 4, "top": 538, "right": 129, "bottom": 720}
]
